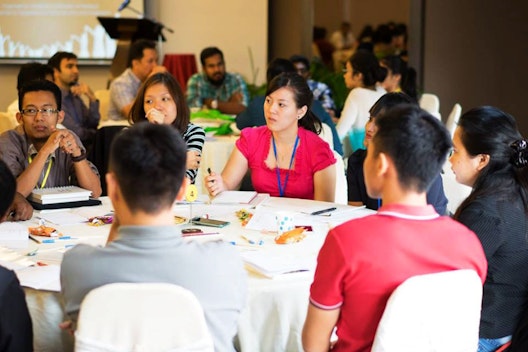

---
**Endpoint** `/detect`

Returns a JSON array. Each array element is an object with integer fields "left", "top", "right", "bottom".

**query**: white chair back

[
  {"left": 75, "top": 282, "right": 214, "bottom": 352},
  {"left": 419, "top": 93, "right": 441, "bottom": 120},
  {"left": 94, "top": 89, "right": 110, "bottom": 122},
  {"left": 371, "top": 269, "right": 482, "bottom": 352},
  {"left": 445, "top": 103, "right": 462, "bottom": 139},
  {"left": 333, "top": 151, "right": 347, "bottom": 205},
  {"left": 319, "top": 123, "right": 334, "bottom": 150}
]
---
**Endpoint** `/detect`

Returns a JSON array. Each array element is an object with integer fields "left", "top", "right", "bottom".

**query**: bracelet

[{"left": 71, "top": 150, "right": 87, "bottom": 162}]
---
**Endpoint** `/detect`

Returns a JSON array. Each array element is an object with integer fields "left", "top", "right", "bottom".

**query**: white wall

[{"left": 0, "top": 0, "right": 268, "bottom": 111}]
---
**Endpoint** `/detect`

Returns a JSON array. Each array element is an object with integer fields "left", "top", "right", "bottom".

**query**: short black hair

[
  {"left": 16, "top": 62, "right": 54, "bottom": 92},
  {"left": 18, "top": 80, "right": 62, "bottom": 111},
  {"left": 266, "top": 58, "right": 295, "bottom": 83},
  {"left": 48, "top": 51, "right": 77, "bottom": 71},
  {"left": 127, "top": 39, "right": 157, "bottom": 67},
  {"left": 200, "top": 47, "right": 223, "bottom": 66},
  {"left": 289, "top": 55, "right": 310, "bottom": 70},
  {"left": 372, "top": 104, "right": 451, "bottom": 192},
  {"left": 369, "top": 92, "right": 416, "bottom": 117},
  {"left": 108, "top": 123, "right": 187, "bottom": 214},
  {"left": 0, "top": 160, "right": 15, "bottom": 219}
]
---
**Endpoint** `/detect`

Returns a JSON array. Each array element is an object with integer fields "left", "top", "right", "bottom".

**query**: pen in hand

[{"left": 207, "top": 168, "right": 214, "bottom": 183}]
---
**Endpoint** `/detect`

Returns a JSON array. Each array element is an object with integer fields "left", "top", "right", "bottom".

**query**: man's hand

[
  {"left": 59, "top": 320, "right": 75, "bottom": 336},
  {"left": 3, "top": 193, "right": 33, "bottom": 221},
  {"left": 71, "top": 82, "right": 96, "bottom": 102}
]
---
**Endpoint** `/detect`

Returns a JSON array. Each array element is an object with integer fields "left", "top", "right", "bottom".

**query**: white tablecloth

[{"left": 14, "top": 197, "right": 373, "bottom": 352}]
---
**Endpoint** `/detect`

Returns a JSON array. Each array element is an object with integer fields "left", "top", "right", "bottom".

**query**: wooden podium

[{"left": 97, "top": 17, "right": 165, "bottom": 80}]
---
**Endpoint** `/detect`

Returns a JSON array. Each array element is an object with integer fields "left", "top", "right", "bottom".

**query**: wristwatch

[{"left": 211, "top": 99, "right": 218, "bottom": 109}]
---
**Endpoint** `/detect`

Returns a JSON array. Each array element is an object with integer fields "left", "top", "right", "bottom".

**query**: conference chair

[
  {"left": 75, "top": 282, "right": 214, "bottom": 352},
  {"left": 445, "top": 103, "right": 462, "bottom": 139},
  {"left": 94, "top": 89, "right": 110, "bottom": 122},
  {"left": 419, "top": 93, "right": 441, "bottom": 121},
  {"left": 318, "top": 123, "right": 347, "bottom": 204},
  {"left": 371, "top": 269, "right": 483, "bottom": 352},
  {"left": 0, "top": 111, "right": 17, "bottom": 134}
]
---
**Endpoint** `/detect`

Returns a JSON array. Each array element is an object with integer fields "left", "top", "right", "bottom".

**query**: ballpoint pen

[{"left": 310, "top": 207, "right": 337, "bottom": 216}]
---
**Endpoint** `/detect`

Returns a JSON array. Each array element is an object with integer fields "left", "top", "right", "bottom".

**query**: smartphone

[{"left": 191, "top": 217, "right": 230, "bottom": 228}]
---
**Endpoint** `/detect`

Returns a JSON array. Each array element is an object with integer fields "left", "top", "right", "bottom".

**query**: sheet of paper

[
  {"left": 0, "top": 222, "right": 29, "bottom": 249},
  {"left": 38, "top": 212, "right": 88, "bottom": 226},
  {"left": 0, "top": 246, "right": 35, "bottom": 270},
  {"left": 16, "top": 265, "right": 61, "bottom": 292},
  {"left": 240, "top": 250, "right": 316, "bottom": 279}
]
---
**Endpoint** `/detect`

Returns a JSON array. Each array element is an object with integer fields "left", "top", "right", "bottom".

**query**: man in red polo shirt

[{"left": 302, "top": 104, "right": 487, "bottom": 352}]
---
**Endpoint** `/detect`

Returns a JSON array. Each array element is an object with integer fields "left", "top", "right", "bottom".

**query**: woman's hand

[
  {"left": 205, "top": 170, "right": 226, "bottom": 197},
  {"left": 145, "top": 108, "right": 165, "bottom": 124},
  {"left": 186, "top": 151, "right": 202, "bottom": 170}
]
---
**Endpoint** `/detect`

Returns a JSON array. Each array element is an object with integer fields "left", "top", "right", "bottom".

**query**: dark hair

[
  {"left": 349, "top": 50, "right": 387, "bottom": 87},
  {"left": 453, "top": 106, "right": 528, "bottom": 218},
  {"left": 373, "top": 24, "right": 393, "bottom": 45},
  {"left": 266, "top": 72, "right": 321, "bottom": 134},
  {"left": 370, "top": 92, "right": 417, "bottom": 117},
  {"left": 372, "top": 104, "right": 451, "bottom": 192},
  {"left": 289, "top": 55, "right": 310, "bottom": 71},
  {"left": 108, "top": 123, "right": 187, "bottom": 214},
  {"left": 266, "top": 58, "right": 295, "bottom": 84},
  {"left": 18, "top": 80, "right": 62, "bottom": 111},
  {"left": 0, "top": 160, "right": 15, "bottom": 219},
  {"left": 380, "top": 55, "right": 417, "bottom": 100},
  {"left": 200, "top": 47, "right": 224, "bottom": 65},
  {"left": 127, "top": 39, "right": 156, "bottom": 68},
  {"left": 358, "top": 25, "right": 374, "bottom": 43},
  {"left": 48, "top": 51, "right": 77, "bottom": 71},
  {"left": 16, "top": 62, "right": 54, "bottom": 91},
  {"left": 129, "top": 72, "right": 190, "bottom": 133}
]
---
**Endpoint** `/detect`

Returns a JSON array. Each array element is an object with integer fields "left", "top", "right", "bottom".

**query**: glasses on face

[{"left": 20, "top": 108, "right": 59, "bottom": 117}]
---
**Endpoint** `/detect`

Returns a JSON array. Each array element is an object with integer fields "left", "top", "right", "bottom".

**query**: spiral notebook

[{"left": 29, "top": 186, "right": 92, "bottom": 205}]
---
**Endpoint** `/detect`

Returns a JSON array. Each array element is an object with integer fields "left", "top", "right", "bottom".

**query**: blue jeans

[{"left": 478, "top": 335, "right": 512, "bottom": 352}]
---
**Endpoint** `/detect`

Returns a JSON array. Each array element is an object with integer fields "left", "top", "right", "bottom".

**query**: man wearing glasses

[{"left": 0, "top": 80, "right": 101, "bottom": 199}]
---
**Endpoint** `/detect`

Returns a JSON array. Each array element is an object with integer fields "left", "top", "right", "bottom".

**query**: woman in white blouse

[{"left": 336, "top": 51, "right": 386, "bottom": 156}]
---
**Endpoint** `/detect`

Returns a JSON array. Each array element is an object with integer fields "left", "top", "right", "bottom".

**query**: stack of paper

[
  {"left": 29, "top": 186, "right": 92, "bottom": 204},
  {"left": 0, "top": 222, "right": 28, "bottom": 248},
  {"left": 240, "top": 251, "right": 316, "bottom": 279}
]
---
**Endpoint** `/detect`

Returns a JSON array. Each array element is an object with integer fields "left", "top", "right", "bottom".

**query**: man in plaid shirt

[
  {"left": 290, "top": 54, "right": 337, "bottom": 119},
  {"left": 186, "top": 47, "right": 249, "bottom": 115}
]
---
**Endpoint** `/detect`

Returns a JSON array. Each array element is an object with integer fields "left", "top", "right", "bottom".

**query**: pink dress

[{"left": 236, "top": 126, "right": 335, "bottom": 199}]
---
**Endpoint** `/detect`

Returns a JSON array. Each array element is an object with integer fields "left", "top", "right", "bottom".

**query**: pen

[
  {"left": 310, "top": 207, "right": 337, "bottom": 216},
  {"left": 207, "top": 167, "right": 215, "bottom": 183}
]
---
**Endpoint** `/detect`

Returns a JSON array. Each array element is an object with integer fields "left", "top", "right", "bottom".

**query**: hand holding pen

[{"left": 205, "top": 168, "right": 226, "bottom": 197}]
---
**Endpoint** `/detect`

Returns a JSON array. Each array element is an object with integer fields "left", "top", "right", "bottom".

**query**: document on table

[
  {"left": 240, "top": 251, "right": 316, "bottom": 279},
  {"left": 38, "top": 211, "right": 88, "bottom": 226},
  {"left": 0, "top": 222, "right": 28, "bottom": 248},
  {"left": 16, "top": 265, "right": 61, "bottom": 292},
  {"left": 0, "top": 246, "right": 34, "bottom": 270}
]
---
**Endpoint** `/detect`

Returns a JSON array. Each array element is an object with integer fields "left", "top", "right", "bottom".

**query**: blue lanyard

[{"left": 272, "top": 135, "right": 300, "bottom": 197}]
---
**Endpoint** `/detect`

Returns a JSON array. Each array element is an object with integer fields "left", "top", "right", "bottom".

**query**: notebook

[
  {"left": 28, "top": 198, "right": 101, "bottom": 210},
  {"left": 29, "top": 186, "right": 92, "bottom": 204}
]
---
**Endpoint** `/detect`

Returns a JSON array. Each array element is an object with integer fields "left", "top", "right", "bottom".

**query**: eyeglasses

[{"left": 20, "top": 108, "right": 59, "bottom": 117}]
